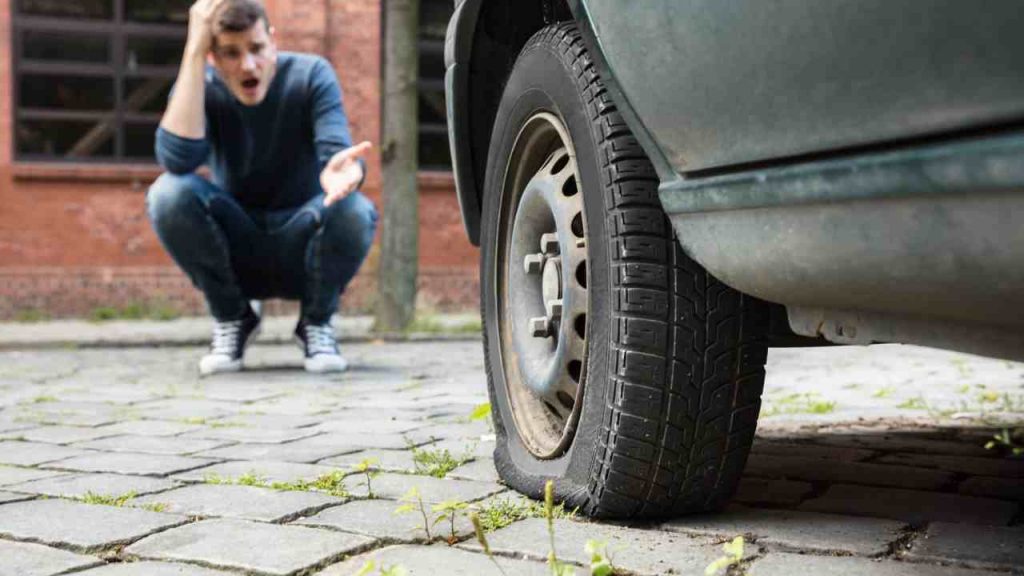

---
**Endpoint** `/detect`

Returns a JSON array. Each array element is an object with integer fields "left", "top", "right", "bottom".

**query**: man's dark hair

[{"left": 216, "top": 0, "right": 270, "bottom": 33}]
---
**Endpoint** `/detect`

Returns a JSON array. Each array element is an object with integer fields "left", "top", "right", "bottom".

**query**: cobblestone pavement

[{"left": 0, "top": 338, "right": 1021, "bottom": 575}]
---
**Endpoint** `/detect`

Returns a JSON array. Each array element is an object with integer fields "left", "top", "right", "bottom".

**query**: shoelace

[
  {"left": 210, "top": 319, "right": 244, "bottom": 356},
  {"left": 304, "top": 324, "right": 337, "bottom": 356}
]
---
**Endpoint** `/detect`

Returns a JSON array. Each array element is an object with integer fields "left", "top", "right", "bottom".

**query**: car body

[{"left": 446, "top": 0, "right": 1024, "bottom": 361}]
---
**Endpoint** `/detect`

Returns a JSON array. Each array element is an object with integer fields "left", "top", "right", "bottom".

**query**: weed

[
  {"left": 871, "top": 386, "right": 895, "bottom": 399},
  {"left": 544, "top": 480, "right": 575, "bottom": 576},
  {"left": 352, "top": 457, "right": 380, "bottom": 498},
  {"left": 355, "top": 561, "right": 409, "bottom": 576},
  {"left": 79, "top": 491, "right": 136, "bottom": 507},
  {"left": 12, "top": 309, "right": 49, "bottom": 323},
  {"left": 395, "top": 486, "right": 432, "bottom": 540},
  {"left": 896, "top": 396, "right": 927, "bottom": 410},
  {"left": 27, "top": 395, "right": 57, "bottom": 404},
  {"left": 985, "top": 428, "right": 1024, "bottom": 456},
  {"left": 470, "top": 511, "right": 509, "bottom": 576},
  {"left": 272, "top": 471, "right": 350, "bottom": 498},
  {"left": 411, "top": 445, "right": 473, "bottom": 478},
  {"left": 404, "top": 315, "right": 481, "bottom": 335},
  {"left": 138, "top": 502, "right": 169, "bottom": 513},
  {"left": 704, "top": 536, "right": 745, "bottom": 576},
  {"left": 761, "top": 393, "right": 836, "bottom": 417},
  {"left": 432, "top": 499, "right": 470, "bottom": 544},
  {"left": 469, "top": 402, "right": 492, "bottom": 422},
  {"left": 472, "top": 495, "right": 575, "bottom": 532},
  {"left": 88, "top": 301, "right": 180, "bottom": 322},
  {"left": 585, "top": 540, "right": 616, "bottom": 576},
  {"left": 235, "top": 472, "right": 268, "bottom": 487}
]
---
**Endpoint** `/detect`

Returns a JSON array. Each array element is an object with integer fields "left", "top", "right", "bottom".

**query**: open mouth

[{"left": 241, "top": 78, "right": 259, "bottom": 90}]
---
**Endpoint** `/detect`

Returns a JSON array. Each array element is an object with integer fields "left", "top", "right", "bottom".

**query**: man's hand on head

[
  {"left": 187, "top": 0, "right": 229, "bottom": 56},
  {"left": 321, "top": 141, "right": 372, "bottom": 206}
]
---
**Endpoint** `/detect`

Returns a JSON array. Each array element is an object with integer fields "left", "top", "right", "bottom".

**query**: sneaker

[
  {"left": 295, "top": 321, "right": 348, "bottom": 373},
  {"left": 199, "top": 307, "right": 262, "bottom": 376}
]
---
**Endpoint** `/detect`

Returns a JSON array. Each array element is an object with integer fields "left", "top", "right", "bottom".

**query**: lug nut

[
  {"left": 547, "top": 299, "right": 564, "bottom": 319},
  {"left": 529, "top": 317, "right": 551, "bottom": 338},
  {"left": 540, "top": 233, "right": 560, "bottom": 256},
  {"left": 524, "top": 253, "right": 545, "bottom": 275}
]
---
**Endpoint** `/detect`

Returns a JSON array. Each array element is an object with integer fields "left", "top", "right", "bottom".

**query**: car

[{"left": 443, "top": 0, "right": 1024, "bottom": 519}]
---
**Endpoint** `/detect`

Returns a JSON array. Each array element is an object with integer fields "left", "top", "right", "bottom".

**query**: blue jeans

[{"left": 147, "top": 173, "right": 377, "bottom": 324}]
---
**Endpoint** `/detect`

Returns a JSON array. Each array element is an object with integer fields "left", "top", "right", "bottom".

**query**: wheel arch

[{"left": 446, "top": 0, "right": 574, "bottom": 246}]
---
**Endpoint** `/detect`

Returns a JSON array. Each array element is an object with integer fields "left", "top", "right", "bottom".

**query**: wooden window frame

[{"left": 12, "top": 1, "right": 186, "bottom": 164}]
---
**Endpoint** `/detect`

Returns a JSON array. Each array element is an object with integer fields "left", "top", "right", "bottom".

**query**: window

[
  {"left": 418, "top": 0, "right": 453, "bottom": 171},
  {"left": 13, "top": 0, "right": 189, "bottom": 162}
]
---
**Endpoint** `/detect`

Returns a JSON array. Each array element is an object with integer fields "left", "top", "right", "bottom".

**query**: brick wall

[{"left": 0, "top": 0, "right": 479, "bottom": 320}]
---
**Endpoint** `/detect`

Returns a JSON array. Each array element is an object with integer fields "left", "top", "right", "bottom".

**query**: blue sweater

[{"left": 155, "top": 52, "right": 356, "bottom": 211}]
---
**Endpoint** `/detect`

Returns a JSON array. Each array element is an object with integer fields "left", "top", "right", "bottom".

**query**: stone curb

[{"left": 0, "top": 314, "right": 482, "bottom": 350}]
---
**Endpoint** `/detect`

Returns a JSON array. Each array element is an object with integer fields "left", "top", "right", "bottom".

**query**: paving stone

[
  {"left": 371, "top": 472, "right": 505, "bottom": 503},
  {"left": 750, "top": 439, "right": 876, "bottom": 461},
  {"left": 173, "top": 459, "right": 341, "bottom": 484},
  {"left": 905, "top": 522, "right": 1024, "bottom": 572},
  {"left": 74, "top": 434, "right": 232, "bottom": 456},
  {"left": 208, "top": 413, "right": 324, "bottom": 429},
  {"left": 876, "top": 453, "right": 1024, "bottom": 478},
  {"left": 750, "top": 552, "right": 1005, "bottom": 576},
  {"left": 0, "top": 465, "right": 67, "bottom": 486},
  {"left": 734, "top": 477, "right": 814, "bottom": 507},
  {"left": 663, "top": 506, "right": 906, "bottom": 556},
  {"left": 404, "top": 422, "right": 493, "bottom": 444},
  {"left": 311, "top": 419, "right": 425, "bottom": 435},
  {"left": 743, "top": 453, "right": 956, "bottom": 490},
  {"left": 0, "top": 539, "right": 102, "bottom": 576},
  {"left": 192, "top": 386, "right": 284, "bottom": 403},
  {"left": 75, "top": 561, "right": 235, "bottom": 575},
  {"left": 125, "top": 518, "right": 375, "bottom": 575},
  {"left": 133, "top": 399, "right": 240, "bottom": 421},
  {"left": 7, "top": 471, "right": 176, "bottom": 498},
  {"left": 0, "top": 441, "right": 95, "bottom": 466},
  {"left": 802, "top": 433, "right": 996, "bottom": 457},
  {"left": 448, "top": 458, "right": 501, "bottom": 483},
  {"left": 463, "top": 518, "right": 723, "bottom": 576},
  {"left": 320, "top": 544, "right": 551, "bottom": 576},
  {"left": 46, "top": 452, "right": 219, "bottom": 477},
  {"left": 16, "top": 425, "right": 121, "bottom": 445},
  {"left": 195, "top": 440, "right": 358, "bottom": 463},
  {"left": 959, "top": 475, "right": 1024, "bottom": 502},
  {"left": 0, "top": 499, "right": 187, "bottom": 552},
  {"left": 94, "top": 420, "right": 204, "bottom": 437},
  {"left": 426, "top": 438, "right": 496, "bottom": 460},
  {"left": 132, "top": 483, "right": 343, "bottom": 522},
  {"left": 0, "top": 490, "right": 35, "bottom": 504},
  {"left": 181, "top": 426, "right": 320, "bottom": 444},
  {"left": 319, "top": 449, "right": 418, "bottom": 472},
  {"left": 801, "top": 484, "right": 1019, "bottom": 525},
  {"left": 295, "top": 498, "right": 472, "bottom": 542}
]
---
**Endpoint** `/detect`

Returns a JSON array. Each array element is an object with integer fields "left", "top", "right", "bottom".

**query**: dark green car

[{"left": 444, "top": 0, "right": 1024, "bottom": 518}]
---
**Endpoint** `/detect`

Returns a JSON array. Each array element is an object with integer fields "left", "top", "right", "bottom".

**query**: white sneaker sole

[
  {"left": 198, "top": 323, "right": 262, "bottom": 376},
  {"left": 304, "top": 355, "right": 349, "bottom": 373}
]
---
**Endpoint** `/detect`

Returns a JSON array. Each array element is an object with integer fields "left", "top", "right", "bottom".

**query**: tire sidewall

[{"left": 480, "top": 30, "right": 613, "bottom": 505}]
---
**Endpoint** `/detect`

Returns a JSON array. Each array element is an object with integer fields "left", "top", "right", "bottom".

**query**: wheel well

[{"left": 467, "top": 0, "right": 574, "bottom": 230}]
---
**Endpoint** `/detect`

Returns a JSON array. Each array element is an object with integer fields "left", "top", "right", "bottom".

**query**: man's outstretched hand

[{"left": 321, "top": 141, "right": 372, "bottom": 206}]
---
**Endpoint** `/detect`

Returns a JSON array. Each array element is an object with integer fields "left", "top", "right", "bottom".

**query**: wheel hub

[{"left": 498, "top": 112, "right": 589, "bottom": 458}]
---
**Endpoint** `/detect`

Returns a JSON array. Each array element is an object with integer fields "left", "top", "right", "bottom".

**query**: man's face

[{"left": 210, "top": 20, "right": 277, "bottom": 106}]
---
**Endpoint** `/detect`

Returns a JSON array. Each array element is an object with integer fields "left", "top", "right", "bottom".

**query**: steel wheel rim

[{"left": 497, "top": 112, "right": 589, "bottom": 459}]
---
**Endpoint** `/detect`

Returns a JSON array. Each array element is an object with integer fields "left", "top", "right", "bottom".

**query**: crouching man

[{"left": 148, "top": 0, "right": 376, "bottom": 374}]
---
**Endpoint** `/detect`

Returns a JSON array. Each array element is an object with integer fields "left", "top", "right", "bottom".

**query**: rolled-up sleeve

[
  {"left": 155, "top": 127, "right": 210, "bottom": 175},
  {"left": 309, "top": 58, "right": 365, "bottom": 187}
]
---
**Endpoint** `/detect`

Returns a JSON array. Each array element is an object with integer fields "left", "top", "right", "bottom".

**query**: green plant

[
  {"left": 897, "top": 396, "right": 927, "bottom": 410},
  {"left": 469, "top": 402, "right": 492, "bottom": 422},
  {"left": 704, "top": 536, "right": 745, "bottom": 576},
  {"left": 871, "top": 386, "right": 895, "bottom": 399},
  {"left": 411, "top": 445, "right": 473, "bottom": 478},
  {"left": 12, "top": 309, "right": 49, "bottom": 323},
  {"left": 470, "top": 511, "right": 509, "bottom": 576},
  {"left": 352, "top": 457, "right": 380, "bottom": 498},
  {"left": 79, "top": 491, "right": 136, "bottom": 507},
  {"left": 472, "top": 495, "right": 576, "bottom": 532},
  {"left": 354, "top": 561, "right": 409, "bottom": 576},
  {"left": 761, "top": 393, "right": 836, "bottom": 417},
  {"left": 88, "top": 301, "right": 179, "bottom": 322},
  {"left": 432, "top": 499, "right": 470, "bottom": 544},
  {"left": 585, "top": 540, "right": 615, "bottom": 576},
  {"left": 395, "top": 487, "right": 433, "bottom": 540},
  {"left": 272, "top": 471, "right": 350, "bottom": 498},
  {"left": 27, "top": 395, "right": 57, "bottom": 404},
  {"left": 544, "top": 480, "right": 575, "bottom": 576},
  {"left": 985, "top": 428, "right": 1024, "bottom": 456}
]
